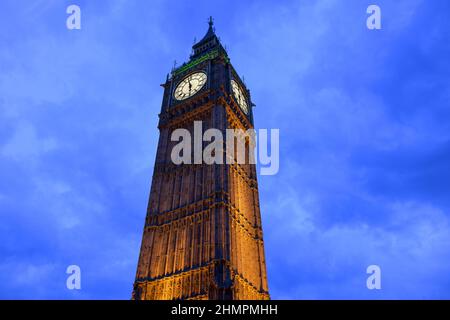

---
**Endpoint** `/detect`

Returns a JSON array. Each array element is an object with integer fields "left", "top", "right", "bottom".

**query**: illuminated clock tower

[{"left": 132, "top": 17, "right": 270, "bottom": 300}]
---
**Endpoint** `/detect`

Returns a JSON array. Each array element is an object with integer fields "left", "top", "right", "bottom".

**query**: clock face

[
  {"left": 174, "top": 72, "right": 207, "bottom": 101},
  {"left": 231, "top": 80, "right": 249, "bottom": 114}
]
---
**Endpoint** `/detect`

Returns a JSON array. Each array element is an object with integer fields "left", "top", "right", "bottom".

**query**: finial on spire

[
  {"left": 208, "top": 16, "right": 214, "bottom": 27},
  {"left": 171, "top": 60, "right": 177, "bottom": 72}
]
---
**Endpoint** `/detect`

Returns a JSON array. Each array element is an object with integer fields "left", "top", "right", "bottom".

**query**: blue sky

[{"left": 1, "top": 0, "right": 450, "bottom": 299}]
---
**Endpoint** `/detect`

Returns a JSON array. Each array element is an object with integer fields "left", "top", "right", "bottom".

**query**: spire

[
  {"left": 198, "top": 16, "right": 216, "bottom": 42},
  {"left": 191, "top": 17, "right": 226, "bottom": 59}
]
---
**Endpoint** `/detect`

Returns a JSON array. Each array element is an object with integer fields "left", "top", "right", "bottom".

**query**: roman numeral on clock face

[{"left": 174, "top": 72, "right": 207, "bottom": 101}]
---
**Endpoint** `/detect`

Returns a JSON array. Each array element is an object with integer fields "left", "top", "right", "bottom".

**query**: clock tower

[{"left": 132, "top": 17, "right": 270, "bottom": 300}]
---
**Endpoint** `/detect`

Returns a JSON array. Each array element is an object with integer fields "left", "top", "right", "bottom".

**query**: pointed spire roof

[
  {"left": 193, "top": 17, "right": 217, "bottom": 47},
  {"left": 202, "top": 16, "right": 215, "bottom": 40},
  {"left": 191, "top": 16, "right": 226, "bottom": 59}
]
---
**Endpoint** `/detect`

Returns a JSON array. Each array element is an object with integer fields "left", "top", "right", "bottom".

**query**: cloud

[
  {"left": 0, "top": 0, "right": 163, "bottom": 299},
  {"left": 1, "top": 0, "right": 450, "bottom": 299},
  {"left": 249, "top": 0, "right": 450, "bottom": 298},
  {"left": 0, "top": 262, "right": 57, "bottom": 299},
  {"left": 263, "top": 160, "right": 450, "bottom": 298},
  {"left": 1, "top": 122, "right": 58, "bottom": 162}
]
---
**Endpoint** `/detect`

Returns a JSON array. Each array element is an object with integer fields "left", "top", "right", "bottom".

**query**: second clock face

[
  {"left": 231, "top": 80, "right": 249, "bottom": 114},
  {"left": 174, "top": 72, "right": 207, "bottom": 101}
]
